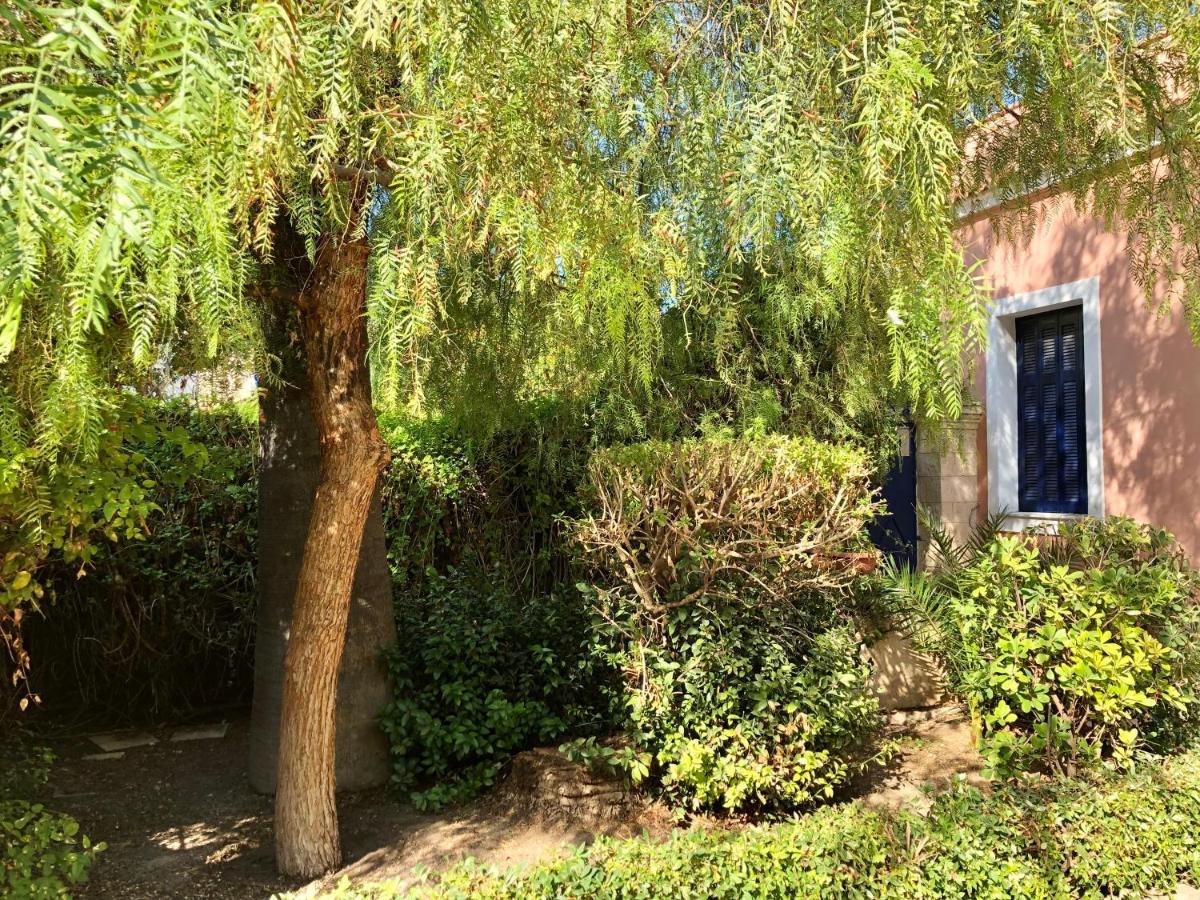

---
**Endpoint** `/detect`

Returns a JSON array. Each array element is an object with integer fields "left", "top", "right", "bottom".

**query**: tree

[
  {"left": 248, "top": 290, "right": 394, "bottom": 796},
  {"left": 3, "top": 0, "right": 1199, "bottom": 878}
]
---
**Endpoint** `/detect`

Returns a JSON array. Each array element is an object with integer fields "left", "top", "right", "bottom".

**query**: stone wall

[
  {"left": 867, "top": 631, "right": 945, "bottom": 710},
  {"left": 916, "top": 409, "right": 983, "bottom": 567}
]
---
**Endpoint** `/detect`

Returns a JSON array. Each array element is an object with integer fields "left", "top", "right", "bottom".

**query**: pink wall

[{"left": 959, "top": 193, "right": 1200, "bottom": 562}]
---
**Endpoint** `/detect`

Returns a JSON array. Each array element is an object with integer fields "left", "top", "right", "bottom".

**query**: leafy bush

[
  {"left": 1, "top": 397, "right": 163, "bottom": 713},
  {"left": 1, "top": 738, "right": 103, "bottom": 898},
  {"left": 378, "top": 405, "right": 592, "bottom": 596},
  {"left": 379, "top": 413, "right": 483, "bottom": 593},
  {"left": 312, "top": 747, "right": 1200, "bottom": 900},
  {"left": 885, "top": 515, "right": 1200, "bottom": 778},
  {"left": 23, "top": 399, "right": 258, "bottom": 720},
  {"left": 381, "top": 571, "right": 615, "bottom": 810},
  {"left": 572, "top": 435, "right": 884, "bottom": 814}
]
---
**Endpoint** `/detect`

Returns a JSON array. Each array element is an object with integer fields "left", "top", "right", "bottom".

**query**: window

[
  {"left": 985, "top": 277, "right": 1104, "bottom": 529},
  {"left": 1016, "top": 307, "right": 1087, "bottom": 514}
]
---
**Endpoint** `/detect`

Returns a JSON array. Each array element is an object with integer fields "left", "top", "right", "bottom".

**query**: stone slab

[
  {"left": 169, "top": 722, "right": 229, "bottom": 742},
  {"left": 89, "top": 732, "right": 158, "bottom": 752}
]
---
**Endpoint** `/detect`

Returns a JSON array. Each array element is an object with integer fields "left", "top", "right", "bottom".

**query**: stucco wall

[{"left": 959, "top": 194, "right": 1200, "bottom": 561}]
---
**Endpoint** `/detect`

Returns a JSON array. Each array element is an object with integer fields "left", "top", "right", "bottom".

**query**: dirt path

[
  {"left": 47, "top": 711, "right": 986, "bottom": 899},
  {"left": 49, "top": 719, "right": 657, "bottom": 899},
  {"left": 852, "top": 709, "right": 988, "bottom": 812}
]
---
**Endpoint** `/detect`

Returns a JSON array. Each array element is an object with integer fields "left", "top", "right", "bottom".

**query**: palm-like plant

[{"left": 879, "top": 507, "right": 1010, "bottom": 685}]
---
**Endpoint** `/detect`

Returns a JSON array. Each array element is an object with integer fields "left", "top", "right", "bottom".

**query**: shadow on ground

[
  {"left": 50, "top": 719, "right": 656, "bottom": 900},
  {"left": 49, "top": 711, "right": 996, "bottom": 899}
]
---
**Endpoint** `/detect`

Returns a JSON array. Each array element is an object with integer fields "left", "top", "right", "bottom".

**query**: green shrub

[
  {"left": 378, "top": 413, "right": 482, "bottom": 593},
  {"left": 885, "top": 515, "right": 1200, "bottom": 778},
  {"left": 1, "top": 802, "right": 101, "bottom": 899},
  {"left": 378, "top": 406, "right": 591, "bottom": 596},
  {"left": 572, "top": 434, "right": 885, "bottom": 814},
  {"left": 1, "top": 396, "right": 163, "bottom": 711},
  {"left": 381, "top": 571, "right": 615, "bottom": 810},
  {"left": 579, "top": 604, "right": 882, "bottom": 813},
  {"left": 310, "top": 747, "right": 1200, "bottom": 900},
  {"left": 25, "top": 399, "right": 258, "bottom": 719},
  {"left": 1, "top": 739, "right": 103, "bottom": 898}
]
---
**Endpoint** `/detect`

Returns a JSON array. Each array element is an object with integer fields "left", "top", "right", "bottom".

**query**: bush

[
  {"left": 572, "top": 435, "right": 885, "bottom": 814},
  {"left": 884, "top": 515, "right": 1200, "bottom": 778},
  {"left": 1, "top": 739, "right": 103, "bottom": 898},
  {"left": 574, "top": 435, "right": 880, "bottom": 612},
  {"left": 1, "top": 397, "right": 163, "bottom": 713},
  {"left": 24, "top": 399, "right": 258, "bottom": 720},
  {"left": 379, "top": 414, "right": 483, "bottom": 593},
  {"left": 381, "top": 570, "right": 615, "bottom": 810},
  {"left": 311, "top": 747, "right": 1200, "bottom": 899},
  {"left": 378, "top": 405, "right": 591, "bottom": 596}
]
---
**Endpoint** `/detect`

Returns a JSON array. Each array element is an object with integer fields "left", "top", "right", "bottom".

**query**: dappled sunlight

[{"left": 149, "top": 815, "right": 267, "bottom": 853}]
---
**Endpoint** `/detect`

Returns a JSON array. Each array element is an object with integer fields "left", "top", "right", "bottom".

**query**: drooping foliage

[{"left": 6, "top": 2, "right": 1200, "bottom": 445}]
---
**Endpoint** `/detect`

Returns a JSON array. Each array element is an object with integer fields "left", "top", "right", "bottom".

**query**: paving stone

[
  {"left": 169, "top": 722, "right": 229, "bottom": 742},
  {"left": 81, "top": 751, "right": 125, "bottom": 761},
  {"left": 89, "top": 732, "right": 158, "bottom": 752}
]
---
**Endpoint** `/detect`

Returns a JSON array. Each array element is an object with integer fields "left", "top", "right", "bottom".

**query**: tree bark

[
  {"left": 273, "top": 234, "right": 389, "bottom": 878},
  {"left": 248, "top": 296, "right": 394, "bottom": 796}
]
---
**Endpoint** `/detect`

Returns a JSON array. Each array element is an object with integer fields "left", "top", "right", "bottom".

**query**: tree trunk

[
  {"left": 248, "top": 297, "right": 394, "bottom": 796},
  {"left": 273, "top": 234, "right": 389, "bottom": 878}
]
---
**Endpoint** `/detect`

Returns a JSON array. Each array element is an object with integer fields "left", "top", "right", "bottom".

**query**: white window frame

[{"left": 985, "top": 276, "right": 1104, "bottom": 531}]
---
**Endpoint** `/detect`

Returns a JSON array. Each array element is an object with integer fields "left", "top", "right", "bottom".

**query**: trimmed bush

[
  {"left": 310, "top": 747, "right": 1200, "bottom": 899},
  {"left": 574, "top": 435, "right": 879, "bottom": 612},
  {"left": 884, "top": 515, "right": 1200, "bottom": 778},
  {"left": 571, "top": 435, "right": 885, "bottom": 813}
]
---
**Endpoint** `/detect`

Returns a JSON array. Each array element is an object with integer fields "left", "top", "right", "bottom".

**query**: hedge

[{"left": 312, "top": 748, "right": 1200, "bottom": 899}]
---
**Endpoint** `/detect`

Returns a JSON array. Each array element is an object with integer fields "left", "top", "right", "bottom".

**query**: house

[{"left": 911, "top": 187, "right": 1200, "bottom": 565}]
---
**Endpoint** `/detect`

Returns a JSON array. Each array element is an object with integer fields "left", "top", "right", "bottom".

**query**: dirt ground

[
  {"left": 850, "top": 708, "right": 988, "bottom": 813},
  {"left": 48, "top": 711, "right": 985, "bottom": 900}
]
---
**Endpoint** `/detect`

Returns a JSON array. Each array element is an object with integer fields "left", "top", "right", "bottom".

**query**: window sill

[{"left": 1003, "top": 511, "right": 1090, "bottom": 533}]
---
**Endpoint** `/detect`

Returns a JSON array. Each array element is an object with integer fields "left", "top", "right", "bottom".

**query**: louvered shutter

[{"left": 1016, "top": 307, "right": 1087, "bottom": 514}]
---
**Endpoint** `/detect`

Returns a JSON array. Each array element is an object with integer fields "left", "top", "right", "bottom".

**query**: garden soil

[{"left": 49, "top": 712, "right": 992, "bottom": 899}]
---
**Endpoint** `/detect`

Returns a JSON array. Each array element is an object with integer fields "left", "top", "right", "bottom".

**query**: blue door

[{"left": 869, "top": 422, "right": 918, "bottom": 569}]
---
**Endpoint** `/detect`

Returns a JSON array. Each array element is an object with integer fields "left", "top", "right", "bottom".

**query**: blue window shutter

[{"left": 1016, "top": 307, "right": 1087, "bottom": 514}]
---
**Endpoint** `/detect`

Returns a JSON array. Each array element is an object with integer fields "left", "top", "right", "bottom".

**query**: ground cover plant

[
  {"left": 0, "top": 738, "right": 102, "bottom": 899},
  {"left": 884, "top": 516, "right": 1200, "bottom": 778},
  {"left": 312, "top": 746, "right": 1200, "bottom": 899}
]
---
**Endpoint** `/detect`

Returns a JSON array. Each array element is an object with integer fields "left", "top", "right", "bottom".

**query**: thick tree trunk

[
  {"left": 248, "top": 298, "right": 394, "bottom": 796},
  {"left": 273, "top": 235, "right": 389, "bottom": 878}
]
